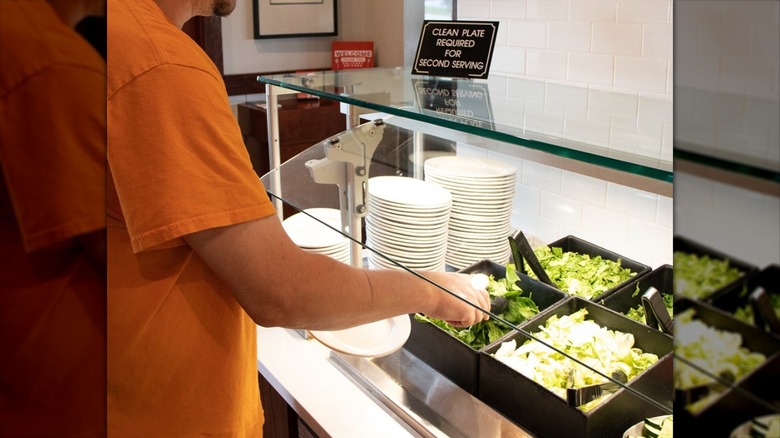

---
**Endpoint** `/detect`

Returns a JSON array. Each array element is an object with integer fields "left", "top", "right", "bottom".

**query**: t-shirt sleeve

[
  {"left": 108, "top": 64, "right": 276, "bottom": 253},
  {"left": 1, "top": 64, "right": 106, "bottom": 253}
]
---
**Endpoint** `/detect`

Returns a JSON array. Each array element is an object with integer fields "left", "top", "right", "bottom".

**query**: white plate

[
  {"left": 623, "top": 415, "right": 672, "bottom": 438},
  {"left": 309, "top": 315, "right": 412, "bottom": 358},
  {"left": 282, "top": 208, "right": 346, "bottom": 249},
  {"left": 369, "top": 193, "right": 452, "bottom": 212},
  {"left": 368, "top": 176, "right": 452, "bottom": 207},
  {"left": 409, "top": 150, "right": 454, "bottom": 164}
]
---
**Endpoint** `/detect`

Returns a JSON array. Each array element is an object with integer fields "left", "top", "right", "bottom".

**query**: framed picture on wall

[{"left": 252, "top": 0, "right": 337, "bottom": 39}]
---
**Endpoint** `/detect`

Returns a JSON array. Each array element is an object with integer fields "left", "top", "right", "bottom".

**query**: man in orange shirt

[
  {"left": 107, "top": 0, "right": 489, "bottom": 435},
  {"left": 0, "top": 0, "right": 106, "bottom": 436}
]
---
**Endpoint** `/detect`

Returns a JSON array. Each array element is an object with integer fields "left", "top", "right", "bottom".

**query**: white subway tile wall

[
  {"left": 229, "top": 2, "right": 677, "bottom": 268},
  {"left": 675, "top": 172, "right": 780, "bottom": 268},
  {"left": 453, "top": 2, "right": 676, "bottom": 266},
  {"left": 459, "top": 0, "right": 673, "bottom": 95},
  {"left": 675, "top": 0, "right": 780, "bottom": 170},
  {"left": 452, "top": 144, "right": 672, "bottom": 267}
]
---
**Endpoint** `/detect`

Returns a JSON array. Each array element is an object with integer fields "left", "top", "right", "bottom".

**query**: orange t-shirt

[
  {"left": 0, "top": 1, "right": 106, "bottom": 436},
  {"left": 107, "top": 0, "right": 276, "bottom": 435}
]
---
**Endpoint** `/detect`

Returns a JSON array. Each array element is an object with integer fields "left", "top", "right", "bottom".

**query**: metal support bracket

[{"left": 305, "top": 119, "right": 386, "bottom": 267}]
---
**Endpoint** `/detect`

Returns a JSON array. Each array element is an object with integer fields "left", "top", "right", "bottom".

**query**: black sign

[
  {"left": 412, "top": 78, "right": 494, "bottom": 130},
  {"left": 412, "top": 21, "right": 499, "bottom": 79}
]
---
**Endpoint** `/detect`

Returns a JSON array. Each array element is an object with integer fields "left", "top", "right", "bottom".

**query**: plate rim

[{"left": 308, "top": 314, "right": 412, "bottom": 358}]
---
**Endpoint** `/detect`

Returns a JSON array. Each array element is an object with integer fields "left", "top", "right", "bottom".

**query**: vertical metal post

[
  {"left": 265, "top": 84, "right": 284, "bottom": 219},
  {"left": 344, "top": 104, "right": 363, "bottom": 266},
  {"left": 345, "top": 104, "right": 360, "bottom": 130},
  {"left": 347, "top": 170, "right": 363, "bottom": 268},
  {"left": 413, "top": 131, "right": 425, "bottom": 179}
]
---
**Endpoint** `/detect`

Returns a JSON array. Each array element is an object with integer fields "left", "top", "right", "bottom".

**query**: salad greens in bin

[
  {"left": 492, "top": 308, "right": 659, "bottom": 412},
  {"left": 674, "top": 251, "right": 745, "bottom": 300},
  {"left": 525, "top": 245, "right": 635, "bottom": 299},
  {"left": 415, "top": 263, "right": 539, "bottom": 349},
  {"left": 625, "top": 284, "right": 675, "bottom": 324},
  {"left": 674, "top": 308, "right": 767, "bottom": 414}
]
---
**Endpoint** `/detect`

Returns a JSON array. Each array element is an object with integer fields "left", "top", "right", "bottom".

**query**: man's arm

[{"left": 183, "top": 213, "right": 489, "bottom": 330}]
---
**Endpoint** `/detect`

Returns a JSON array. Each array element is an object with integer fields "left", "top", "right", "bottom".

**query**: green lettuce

[
  {"left": 525, "top": 245, "right": 635, "bottom": 299},
  {"left": 493, "top": 308, "right": 659, "bottom": 412},
  {"left": 625, "top": 285, "right": 675, "bottom": 325},
  {"left": 674, "top": 251, "right": 744, "bottom": 299},
  {"left": 674, "top": 308, "right": 767, "bottom": 413},
  {"left": 415, "top": 264, "right": 540, "bottom": 350}
]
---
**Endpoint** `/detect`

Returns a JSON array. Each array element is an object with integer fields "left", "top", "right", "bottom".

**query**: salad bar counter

[{"left": 251, "top": 68, "right": 779, "bottom": 437}]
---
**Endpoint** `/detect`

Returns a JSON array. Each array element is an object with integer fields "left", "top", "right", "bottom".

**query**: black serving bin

[
  {"left": 403, "top": 259, "right": 568, "bottom": 395},
  {"left": 707, "top": 265, "right": 780, "bottom": 336},
  {"left": 541, "top": 235, "right": 651, "bottom": 302},
  {"left": 674, "top": 298, "right": 780, "bottom": 436},
  {"left": 479, "top": 297, "right": 673, "bottom": 438},
  {"left": 599, "top": 264, "right": 674, "bottom": 330},
  {"left": 673, "top": 236, "right": 758, "bottom": 302}
]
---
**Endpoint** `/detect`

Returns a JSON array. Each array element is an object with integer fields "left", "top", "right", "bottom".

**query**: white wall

[
  {"left": 222, "top": 0, "right": 674, "bottom": 267},
  {"left": 221, "top": 1, "right": 424, "bottom": 75},
  {"left": 675, "top": 0, "right": 780, "bottom": 171},
  {"left": 454, "top": 143, "right": 673, "bottom": 268},
  {"left": 452, "top": 0, "right": 674, "bottom": 267},
  {"left": 458, "top": 0, "right": 673, "bottom": 96},
  {"left": 673, "top": 0, "right": 779, "bottom": 269},
  {"left": 674, "top": 171, "right": 780, "bottom": 268}
]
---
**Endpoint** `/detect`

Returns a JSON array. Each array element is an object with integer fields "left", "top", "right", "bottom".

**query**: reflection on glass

[
  {"left": 674, "top": 0, "right": 780, "bottom": 435},
  {"left": 259, "top": 67, "right": 673, "bottom": 181}
]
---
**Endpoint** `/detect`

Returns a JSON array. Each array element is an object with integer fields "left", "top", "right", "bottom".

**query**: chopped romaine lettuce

[
  {"left": 674, "top": 308, "right": 767, "bottom": 413},
  {"left": 625, "top": 293, "right": 675, "bottom": 325},
  {"left": 415, "top": 264, "right": 540, "bottom": 349},
  {"left": 674, "top": 251, "right": 744, "bottom": 299},
  {"left": 492, "top": 308, "right": 659, "bottom": 412},
  {"left": 733, "top": 293, "right": 780, "bottom": 326},
  {"left": 525, "top": 245, "right": 635, "bottom": 299}
]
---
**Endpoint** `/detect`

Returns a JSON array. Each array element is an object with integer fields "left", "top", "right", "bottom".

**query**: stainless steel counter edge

[
  {"left": 256, "top": 326, "right": 535, "bottom": 437},
  {"left": 256, "top": 326, "right": 421, "bottom": 437}
]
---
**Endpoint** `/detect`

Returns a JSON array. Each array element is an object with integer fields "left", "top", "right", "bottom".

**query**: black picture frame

[{"left": 252, "top": 0, "right": 337, "bottom": 39}]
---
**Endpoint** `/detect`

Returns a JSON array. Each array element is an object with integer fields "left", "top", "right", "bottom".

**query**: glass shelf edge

[{"left": 257, "top": 75, "right": 673, "bottom": 184}]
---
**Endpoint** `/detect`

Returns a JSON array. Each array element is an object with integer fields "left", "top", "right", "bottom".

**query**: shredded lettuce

[
  {"left": 415, "top": 264, "right": 540, "bottom": 349},
  {"left": 733, "top": 293, "right": 780, "bottom": 326},
  {"left": 674, "top": 251, "right": 745, "bottom": 300},
  {"left": 674, "top": 308, "right": 767, "bottom": 413},
  {"left": 526, "top": 246, "right": 635, "bottom": 300},
  {"left": 492, "top": 308, "right": 659, "bottom": 412},
  {"left": 625, "top": 291, "right": 675, "bottom": 325}
]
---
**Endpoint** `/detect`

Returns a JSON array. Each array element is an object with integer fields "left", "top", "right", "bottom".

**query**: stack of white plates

[
  {"left": 424, "top": 156, "right": 517, "bottom": 269},
  {"left": 365, "top": 176, "right": 452, "bottom": 272},
  {"left": 282, "top": 208, "right": 350, "bottom": 264}
]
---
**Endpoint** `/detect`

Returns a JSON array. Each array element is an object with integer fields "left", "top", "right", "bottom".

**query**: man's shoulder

[
  {"left": 1, "top": 1, "right": 104, "bottom": 96},
  {"left": 108, "top": 0, "right": 220, "bottom": 96}
]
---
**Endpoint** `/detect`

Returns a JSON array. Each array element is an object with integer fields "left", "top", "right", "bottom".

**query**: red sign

[{"left": 332, "top": 41, "right": 375, "bottom": 70}]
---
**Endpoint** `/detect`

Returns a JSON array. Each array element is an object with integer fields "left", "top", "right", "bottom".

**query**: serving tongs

[
  {"left": 750, "top": 286, "right": 780, "bottom": 335},
  {"left": 675, "top": 370, "right": 735, "bottom": 406},
  {"left": 642, "top": 287, "right": 674, "bottom": 335},
  {"left": 566, "top": 370, "right": 629, "bottom": 407},
  {"left": 508, "top": 230, "right": 556, "bottom": 288}
]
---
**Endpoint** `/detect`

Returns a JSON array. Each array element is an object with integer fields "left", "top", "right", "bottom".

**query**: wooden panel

[
  {"left": 182, "top": 16, "right": 223, "bottom": 74},
  {"left": 297, "top": 418, "right": 319, "bottom": 438},
  {"left": 258, "top": 372, "right": 298, "bottom": 438}
]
